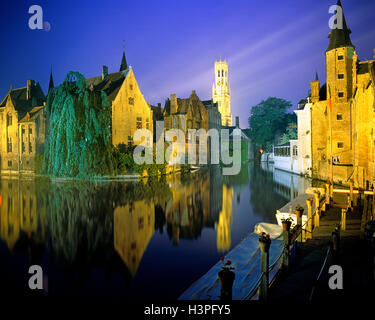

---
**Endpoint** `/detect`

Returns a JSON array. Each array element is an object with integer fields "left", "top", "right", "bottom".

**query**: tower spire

[
  {"left": 327, "top": 0, "right": 355, "bottom": 51},
  {"left": 120, "top": 48, "right": 128, "bottom": 72},
  {"left": 48, "top": 67, "right": 54, "bottom": 93}
]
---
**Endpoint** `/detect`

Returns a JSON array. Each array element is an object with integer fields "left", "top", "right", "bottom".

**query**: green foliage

[
  {"left": 279, "top": 124, "right": 297, "bottom": 145},
  {"left": 248, "top": 97, "right": 295, "bottom": 151},
  {"left": 34, "top": 154, "right": 44, "bottom": 174},
  {"left": 43, "top": 71, "right": 115, "bottom": 178}
]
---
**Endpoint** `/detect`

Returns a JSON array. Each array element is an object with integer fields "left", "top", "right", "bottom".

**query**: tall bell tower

[{"left": 212, "top": 60, "right": 232, "bottom": 126}]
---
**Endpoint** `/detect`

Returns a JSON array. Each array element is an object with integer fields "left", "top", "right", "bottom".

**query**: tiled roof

[
  {"left": 86, "top": 70, "right": 129, "bottom": 103},
  {"left": 0, "top": 81, "right": 45, "bottom": 119}
]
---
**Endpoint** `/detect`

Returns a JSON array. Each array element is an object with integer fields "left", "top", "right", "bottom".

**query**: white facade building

[
  {"left": 294, "top": 101, "right": 313, "bottom": 177},
  {"left": 273, "top": 140, "right": 299, "bottom": 174}
]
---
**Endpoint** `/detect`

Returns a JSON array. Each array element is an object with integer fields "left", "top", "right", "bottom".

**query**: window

[
  {"left": 293, "top": 145, "right": 298, "bottom": 156},
  {"left": 129, "top": 84, "right": 133, "bottom": 90},
  {"left": 338, "top": 74, "right": 344, "bottom": 79},
  {"left": 7, "top": 137, "right": 12, "bottom": 153},
  {"left": 222, "top": 70, "right": 224, "bottom": 76},
  {"left": 128, "top": 97, "right": 134, "bottom": 105},
  {"left": 7, "top": 114, "right": 12, "bottom": 126},
  {"left": 218, "top": 70, "right": 220, "bottom": 77},
  {"left": 338, "top": 55, "right": 344, "bottom": 60},
  {"left": 29, "top": 142, "right": 32, "bottom": 153},
  {"left": 138, "top": 217, "right": 144, "bottom": 230},
  {"left": 337, "top": 113, "right": 343, "bottom": 120},
  {"left": 146, "top": 118, "right": 149, "bottom": 130},
  {"left": 22, "top": 126, "right": 25, "bottom": 134},
  {"left": 29, "top": 126, "right": 32, "bottom": 134},
  {"left": 22, "top": 142, "right": 25, "bottom": 153},
  {"left": 337, "top": 142, "right": 344, "bottom": 148},
  {"left": 338, "top": 92, "right": 344, "bottom": 98},
  {"left": 8, "top": 160, "right": 12, "bottom": 167},
  {"left": 136, "top": 117, "right": 142, "bottom": 129}
]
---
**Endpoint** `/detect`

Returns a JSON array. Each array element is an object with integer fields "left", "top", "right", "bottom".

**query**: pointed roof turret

[
  {"left": 315, "top": 70, "right": 319, "bottom": 81},
  {"left": 48, "top": 68, "right": 54, "bottom": 93},
  {"left": 327, "top": 0, "right": 355, "bottom": 51},
  {"left": 120, "top": 50, "right": 128, "bottom": 71}
]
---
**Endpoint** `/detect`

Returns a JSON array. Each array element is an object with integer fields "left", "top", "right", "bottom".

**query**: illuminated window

[{"left": 7, "top": 137, "right": 12, "bottom": 153}]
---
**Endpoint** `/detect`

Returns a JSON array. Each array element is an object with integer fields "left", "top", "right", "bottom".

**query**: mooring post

[
  {"left": 341, "top": 208, "right": 347, "bottom": 231},
  {"left": 281, "top": 221, "right": 291, "bottom": 273},
  {"left": 306, "top": 198, "right": 313, "bottom": 239},
  {"left": 218, "top": 264, "right": 235, "bottom": 301},
  {"left": 331, "top": 226, "right": 340, "bottom": 262},
  {"left": 258, "top": 235, "right": 271, "bottom": 302},
  {"left": 349, "top": 180, "right": 354, "bottom": 204},
  {"left": 347, "top": 194, "right": 352, "bottom": 211},
  {"left": 295, "top": 208, "right": 303, "bottom": 243},
  {"left": 313, "top": 191, "right": 320, "bottom": 228},
  {"left": 325, "top": 183, "right": 331, "bottom": 207}
]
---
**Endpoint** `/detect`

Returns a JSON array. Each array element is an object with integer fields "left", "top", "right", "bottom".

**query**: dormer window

[{"left": 338, "top": 55, "right": 344, "bottom": 60}]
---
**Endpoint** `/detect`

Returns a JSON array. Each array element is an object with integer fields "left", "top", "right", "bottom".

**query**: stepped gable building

[
  {"left": 0, "top": 80, "right": 46, "bottom": 173},
  {"left": 295, "top": 0, "right": 375, "bottom": 186},
  {"left": 86, "top": 49, "right": 153, "bottom": 148},
  {"left": 212, "top": 60, "right": 232, "bottom": 126},
  {"left": 163, "top": 90, "right": 209, "bottom": 133}
]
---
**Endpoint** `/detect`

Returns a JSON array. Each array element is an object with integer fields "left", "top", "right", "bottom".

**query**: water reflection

[{"left": 0, "top": 164, "right": 310, "bottom": 298}]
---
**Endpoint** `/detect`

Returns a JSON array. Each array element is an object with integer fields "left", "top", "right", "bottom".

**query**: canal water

[{"left": 0, "top": 163, "right": 310, "bottom": 299}]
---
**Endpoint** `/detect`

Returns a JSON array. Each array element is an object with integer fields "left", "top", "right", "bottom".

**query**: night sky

[{"left": 1, "top": 0, "right": 374, "bottom": 128}]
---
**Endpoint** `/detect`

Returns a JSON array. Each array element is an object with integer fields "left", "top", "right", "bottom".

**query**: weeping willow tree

[{"left": 43, "top": 72, "right": 115, "bottom": 178}]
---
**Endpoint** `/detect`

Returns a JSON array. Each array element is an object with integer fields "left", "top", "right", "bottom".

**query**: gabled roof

[
  {"left": 0, "top": 81, "right": 46, "bottom": 119},
  {"left": 86, "top": 69, "right": 129, "bottom": 103},
  {"left": 19, "top": 106, "right": 44, "bottom": 123},
  {"left": 327, "top": 0, "right": 355, "bottom": 51},
  {"left": 164, "top": 91, "right": 206, "bottom": 119}
]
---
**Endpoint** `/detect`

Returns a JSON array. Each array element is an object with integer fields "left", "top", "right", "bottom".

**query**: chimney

[
  {"left": 235, "top": 116, "right": 239, "bottom": 128},
  {"left": 102, "top": 65, "right": 108, "bottom": 79},
  {"left": 170, "top": 94, "right": 177, "bottom": 114},
  {"left": 26, "top": 80, "right": 33, "bottom": 100},
  {"left": 310, "top": 80, "right": 319, "bottom": 103}
]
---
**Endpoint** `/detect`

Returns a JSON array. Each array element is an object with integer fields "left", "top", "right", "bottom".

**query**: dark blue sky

[{"left": 1, "top": 0, "right": 374, "bottom": 128}]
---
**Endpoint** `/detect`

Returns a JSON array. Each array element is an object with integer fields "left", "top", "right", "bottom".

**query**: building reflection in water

[
  {"left": 0, "top": 165, "right": 309, "bottom": 291},
  {"left": 0, "top": 179, "right": 46, "bottom": 256},
  {"left": 215, "top": 185, "right": 233, "bottom": 252},
  {"left": 114, "top": 201, "right": 155, "bottom": 276}
]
